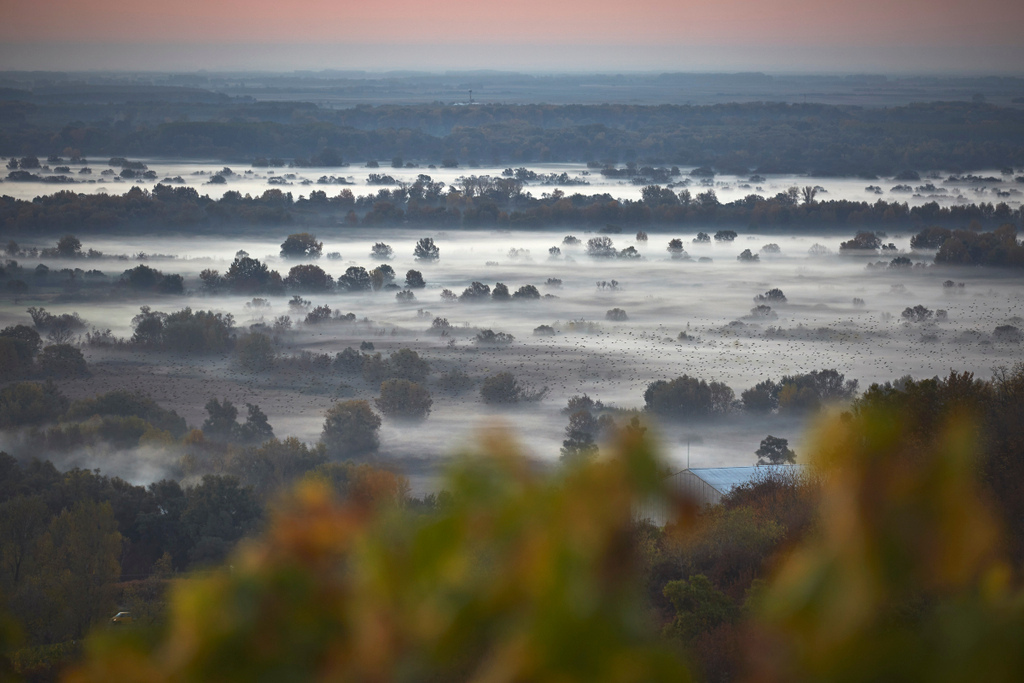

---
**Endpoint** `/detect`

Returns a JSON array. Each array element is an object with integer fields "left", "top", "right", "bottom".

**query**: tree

[
  {"left": 643, "top": 375, "right": 734, "bottom": 420},
  {"left": 225, "top": 256, "right": 273, "bottom": 293},
  {"left": 202, "top": 398, "right": 239, "bottom": 441},
  {"left": 370, "top": 243, "right": 394, "bottom": 260},
  {"left": 181, "top": 475, "right": 262, "bottom": 565},
  {"left": 0, "top": 381, "right": 68, "bottom": 428},
  {"left": 36, "top": 343, "right": 88, "bottom": 378},
  {"left": 321, "top": 400, "right": 382, "bottom": 459},
  {"left": 370, "top": 265, "right": 394, "bottom": 290},
  {"left": 756, "top": 435, "right": 796, "bottom": 465},
  {"left": 405, "top": 270, "right": 426, "bottom": 289},
  {"left": 839, "top": 231, "right": 882, "bottom": 251},
  {"left": 801, "top": 186, "right": 818, "bottom": 205},
  {"left": 338, "top": 266, "right": 371, "bottom": 291},
  {"left": 237, "top": 404, "right": 275, "bottom": 444},
  {"left": 560, "top": 410, "right": 600, "bottom": 462},
  {"left": 0, "top": 494, "right": 48, "bottom": 586},
  {"left": 236, "top": 332, "right": 275, "bottom": 372},
  {"left": 667, "top": 238, "right": 688, "bottom": 259},
  {"left": 414, "top": 237, "right": 440, "bottom": 262},
  {"left": 460, "top": 282, "right": 491, "bottom": 301},
  {"left": 755, "top": 288, "right": 787, "bottom": 304},
  {"left": 55, "top": 234, "right": 82, "bottom": 258},
  {"left": 902, "top": 305, "right": 934, "bottom": 323},
  {"left": 714, "top": 230, "right": 737, "bottom": 242},
  {"left": 586, "top": 236, "right": 617, "bottom": 258},
  {"left": 606, "top": 308, "right": 628, "bottom": 321},
  {"left": 35, "top": 500, "right": 122, "bottom": 640},
  {"left": 512, "top": 285, "right": 540, "bottom": 300},
  {"left": 742, "top": 380, "right": 780, "bottom": 413},
  {"left": 131, "top": 306, "right": 166, "bottom": 346},
  {"left": 280, "top": 233, "right": 323, "bottom": 259},
  {"left": 492, "top": 283, "right": 510, "bottom": 301},
  {"left": 285, "top": 264, "right": 333, "bottom": 291},
  {"left": 375, "top": 380, "right": 433, "bottom": 420},
  {"left": 693, "top": 232, "right": 711, "bottom": 243},
  {"left": 480, "top": 372, "right": 523, "bottom": 404},
  {"left": 383, "top": 348, "right": 431, "bottom": 383},
  {"left": 737, "top": 249, "right": 759, "bottom": 262}
]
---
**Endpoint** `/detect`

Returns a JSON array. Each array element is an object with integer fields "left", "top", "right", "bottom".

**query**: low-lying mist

[{"left": 2, "top": 228, "right": 1022, "bottom": 492}]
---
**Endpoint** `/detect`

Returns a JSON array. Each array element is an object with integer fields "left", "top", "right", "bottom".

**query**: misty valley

[
  {"left": 2, "top": 204, "right": 1022, "bottom": 492},
  {"left": 2, "top": 69, "right": 1024, "bottom": 682}
]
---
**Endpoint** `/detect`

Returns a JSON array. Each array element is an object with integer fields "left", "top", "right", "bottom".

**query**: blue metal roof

[{"left": 681, "top": 465, "right": 805, "bottom": 494}]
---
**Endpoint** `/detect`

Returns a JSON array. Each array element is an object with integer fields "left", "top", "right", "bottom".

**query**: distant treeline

[
  {"left": 2, "top": 100, "right": 1024, "bottom": 175},
  {"left": 1, "top": 181, "right": 1020, "bottom": 236}
]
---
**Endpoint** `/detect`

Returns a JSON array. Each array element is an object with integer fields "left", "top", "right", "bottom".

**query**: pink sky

[{"left": 2, "top": 0, "right": 1022, "bottom": 72}]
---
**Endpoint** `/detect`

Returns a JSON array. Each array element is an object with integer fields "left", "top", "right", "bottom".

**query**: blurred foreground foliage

[
  {"left": 63, "top": 380, "right": 1024, "bottom": 683},
  {"left": 67, "top": 428, "right": 690, "bottom": 682}
]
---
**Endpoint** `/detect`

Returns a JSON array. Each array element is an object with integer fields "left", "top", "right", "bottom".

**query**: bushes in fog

[
  {"left": 320, "top": 400, "right": 382, "bottom": 459},
  {"left": 480, "top": 372, "right": 547, "bottom": 405},
  {"left": 643, "top": 375, "right": 735, "bottom": 419},
  {"left": 130, "top": 306, "right": 234, "bottom": 353},
  {"left": 741, "top": 369, "right": 858, "bottom": 414},
  {"left": 120, "top": 264, "right": 184, "bottom": 294},
  {"left": 280, "top": 232, "right": 323, "bottom": 259},
  {"left": 235, "top": 332, "right": 276, "bottom": 372},
  {"left": 201, "top": 398, "right": 275, "bottom": 445},
  {"left": 35, "top": 344, "right": 88, "bottom": 378},
  {"left": 376, "top": 379, "right": 433, "bottom": 420}
]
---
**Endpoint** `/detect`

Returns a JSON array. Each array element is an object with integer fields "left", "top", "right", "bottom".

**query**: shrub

[
  {"left": 320, "top": 400, "right": 382, "bottom": 459},
  {"left": 36, "top": 344, "right": 88, "bottom": 378},
  {"left": 902, "top": 305, "right": 934, "bottom": 323},
  {"left": 512, "top": 285, "right": 540, "bottom": 300},
  {"left": 162, "top": 308, "right": 235, "bottom": 353},
  {"left": 476, "top": 330, "right": 514, "bottom": 345},
  {"left": 66, "top": 389, "right": 187, "bottom": 437},
  {"left": 375, "top": 379, "right": 433, "bottom": 420},
  {"left": 754, "top": 288, "right": 787, "bottom": 304},
  {"left": 236, "top": 333, "right": 275, "bottom": 372},
  {"left": 737, "top": 249, "right": 759, "bottom": 262},
  {"left": 435, "top": 368, "right": 474, "bottom": 393},
  {"left": 480, "top": 372, "right": 523, "bottom": 404},
  {"left": 606, "top": 308, "right": 628, "bottom": 321},
  {"left": 0, "top": 381, "right": 68, "bottom": 428}
]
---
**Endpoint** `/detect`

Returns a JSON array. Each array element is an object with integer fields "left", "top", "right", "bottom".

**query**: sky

[{"left": 1, "top": 0, "right": 1023, "bottom": 73}]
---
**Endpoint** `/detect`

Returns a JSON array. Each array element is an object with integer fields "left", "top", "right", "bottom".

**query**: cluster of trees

[
  {"left": 644, "top": 369, "right": 859, "bottom": 419},
  {"left": 6, "top": 100, "right": 1023, "bottom": 175},
  {"left": 130, "top": 306, "right": 235, "bottom": 353},
  {"left": 2, "top": 180, "right": 1020, "bottom": 237},
  {"left": 439, "top": 281, "right": 542, "bottom": 303},
  {"left": 0, "top": 324, "right": 87, "bottom": 381},
  {"left": 195, "top": 251, "right": 428, "bottom": 298},
  {"left": 52, "top": 362, "right": 1024, "bottom": 683},
  {"left": 0, "top": 450, "right": 264, "bottom": 645}
]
